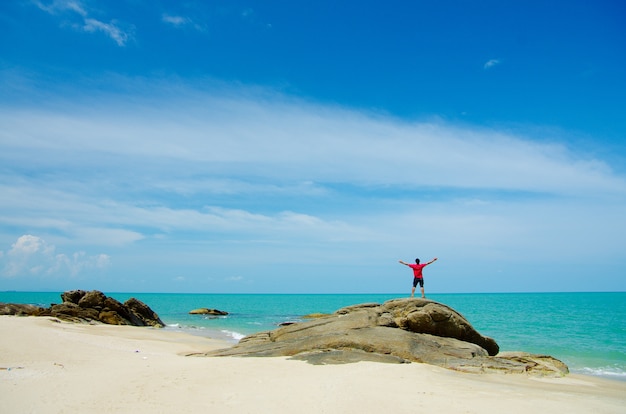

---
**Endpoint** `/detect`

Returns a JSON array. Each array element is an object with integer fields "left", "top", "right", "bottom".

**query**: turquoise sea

[{"left": 2, "top": 291, "right": 625, "bottom": 381}]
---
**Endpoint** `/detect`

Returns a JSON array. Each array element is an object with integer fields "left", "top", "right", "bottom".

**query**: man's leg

[
  {"left": 420, "top": 287, "right": 425, "bottom": 298},
  {"left": 411, "top": 286, "right": 415, "bottom": 297}
]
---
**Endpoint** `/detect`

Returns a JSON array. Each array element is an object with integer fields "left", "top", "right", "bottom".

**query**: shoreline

[
  {"left": 2, "top": 291, "right": 624, "bottom": 379},
  {"left": 2, "top": 315, "right": 625, "bottom": 413}
]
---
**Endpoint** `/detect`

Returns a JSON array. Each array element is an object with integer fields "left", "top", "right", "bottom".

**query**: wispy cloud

[
  {"left": 484, "top": 58, "right": 501, "bottom": 69},
  {"left": 3, "top": 83, "right": 619, "bottom": 196},
  {"left": 162, "top": 14, "right": 191, "bottom": 27},
  {"left": 33, "top": 0, "right": 87, "bottom": 16},
  {"left": 162, "top": 13, "right": 205, "bottom": 31},
  {"left": 1, "top": 77, "right": 625, "bottom": 290},
  {"left": 82, "top": 18, "right": 130, "bottom": 46},
  {"left": 33, "top": 0, "right": 132, "bottom": 46}
]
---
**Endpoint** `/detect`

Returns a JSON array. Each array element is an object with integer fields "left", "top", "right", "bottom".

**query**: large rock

[
  {"left": 193, "top": 298, "right": 568, "bottom": 377},
  {"left": 1, "top": 290, "right": 165, "bottom": 328},
  {"left": 124, "top": 297, "right": 165, "bottom": 328},
  {"left": 377, "top": 298, "right": 499, "bottom": 356}
]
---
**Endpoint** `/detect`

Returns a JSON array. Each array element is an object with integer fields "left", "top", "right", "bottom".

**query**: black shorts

[{"left": 413, "top": 277, "right": 424, "bottom": 288}]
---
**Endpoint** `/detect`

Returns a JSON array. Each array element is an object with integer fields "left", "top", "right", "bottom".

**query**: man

[{"left": 398, "top": 257, "right": 438, "bottom": 298}]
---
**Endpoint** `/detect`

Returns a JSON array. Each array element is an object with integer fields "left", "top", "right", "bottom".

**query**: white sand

[{"left": 1, "top": 315, "right": 625, "bottom": 414}]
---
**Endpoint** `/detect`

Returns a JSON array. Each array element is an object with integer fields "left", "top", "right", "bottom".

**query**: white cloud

[
  {"left": 33, "top": 0, "right": 132, "bottom": 46},
  {"left": 9, "top": 234, "right": 54, "bottom": 256},
  {"left": 484, "top": 58, "right": 501, "bottom": 69},
  {"left": 162, "top": 14, "right": 190, "bottom": 27},
  {"left": 1, "top": 235, "right": 110, "bottom": 278}
]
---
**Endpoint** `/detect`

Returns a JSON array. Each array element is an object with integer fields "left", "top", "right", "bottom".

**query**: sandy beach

[{"left": 1, "top": 315, "right": 625, "bottom": 413}]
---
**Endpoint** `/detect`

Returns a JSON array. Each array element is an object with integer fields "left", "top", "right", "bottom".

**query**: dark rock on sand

[
  {"left": 124, "top": 297, "right": 166, "bottom": 327},
  {"left": 0, "top": 303, "right": 46, "bottom": 316},
  {"left": 1, "top": 290, "right": 165, "bottom": 328},
  {"left": 192, "top": 298, "right": 568, "bottom": 376}
]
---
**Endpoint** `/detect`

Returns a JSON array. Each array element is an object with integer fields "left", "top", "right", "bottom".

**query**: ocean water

[{"left": 2, "top": 291, "right": 624, "bottom": 381}]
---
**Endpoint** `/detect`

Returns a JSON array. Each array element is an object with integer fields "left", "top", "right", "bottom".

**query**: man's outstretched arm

[
  {"left": 425, "top": 257, "right": 438, "bottom": 266},
  {"left": 398, "top": 260, "right": 409, "bottom": 266}
]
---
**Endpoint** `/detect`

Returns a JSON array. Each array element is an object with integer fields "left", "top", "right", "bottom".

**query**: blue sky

[{"left": 1, "top": 1, "right": 625, "bottom": 293}]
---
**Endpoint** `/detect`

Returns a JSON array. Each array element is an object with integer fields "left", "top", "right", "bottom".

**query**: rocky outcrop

[
  {"left": 0, "top": 303, "right": 46, "bottom": 316},
  {"left": 192, "top": 298, "right": 568, "bottom": 377},
  {"left": 189, "top": 308, "right": 229, "bottom": 315},
  {"left": 376, "top": 298, "right": 499, "bottom": 356},
  {"left": 0, "top": 290, "right": 165, "bottom": 328}
]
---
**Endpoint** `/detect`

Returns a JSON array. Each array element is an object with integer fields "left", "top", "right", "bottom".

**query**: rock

[
  {"left": 49, "top": 302, "right": 100, "bottom": 322},
  {"left": 103, "top": 296, "right": 142, "bottom": 325},
  {"left": 1, "top": 290, "right": 165, "bottom": 328},
  {"left": 302, "top": 313, "right": 331, "bottom": 319},
  {"left": 77, "top": 290, "right": 107, "bottom": 309},
  {"left": 124, "top": 297, "right": 165, "bottom": 327},
  {"left": 192, "top": 298, "right": 568, "bottom": 377},
  {"left": 189, "top": 308, "right": 229, "bottom": 315},
  {"left": 0, "top": 303, "right": 46, "bottom": 316},
  {"left": 61, "top": 290, "right": 87, "bottom": 304},
  {"left": 98, "top": 310, "right": 129, "bottom": 325},
  {"left": 442, "top": 352, "right": 569, "bottom": 376},
  {"left": 488, "top": 352, "right": 569, "bottom": 375},
  {"left": 378, "top": 298, "right": 500, "bottom": 356}
]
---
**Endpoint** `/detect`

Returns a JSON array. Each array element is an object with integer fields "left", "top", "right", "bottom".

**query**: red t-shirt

[{"left": 408, "top": 264, "right": 427, "bottom": 278}]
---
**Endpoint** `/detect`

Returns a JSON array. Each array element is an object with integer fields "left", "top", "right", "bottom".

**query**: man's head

[{"left": 415, "top": 258, "right": 420, "bottom": 264}]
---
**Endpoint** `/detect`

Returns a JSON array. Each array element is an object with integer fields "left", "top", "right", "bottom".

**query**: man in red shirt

[{"left": 398, "top": 257, "right": 438, "bottom": 298}]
